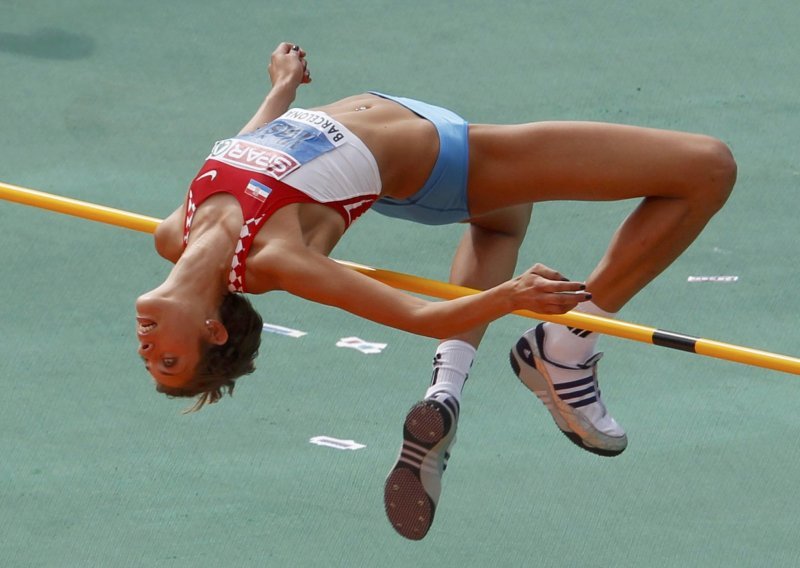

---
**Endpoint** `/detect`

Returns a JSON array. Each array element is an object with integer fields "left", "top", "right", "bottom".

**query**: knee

[{"left": 692, "top": 136, "right": 737, "bottom": 213}]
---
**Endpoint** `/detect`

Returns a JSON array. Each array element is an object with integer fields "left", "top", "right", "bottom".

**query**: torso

[
  {"left": 169, "top": 94, "right": 441, "bottom": 292},
  {"left": 313, "top": 94, "right": 439, "bottom": 199}
]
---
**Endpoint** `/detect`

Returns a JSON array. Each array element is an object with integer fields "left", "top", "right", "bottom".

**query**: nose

[{"left": 138, "top": 342, "right": 152, "bottom": 356}]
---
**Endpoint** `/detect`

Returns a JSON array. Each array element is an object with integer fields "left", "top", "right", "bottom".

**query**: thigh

[
  {"left": 467, "top": 203, "right": 532, "bottom": 238},
  {"left": 467, "top": 121, "right": 725, "bottom": 217}
]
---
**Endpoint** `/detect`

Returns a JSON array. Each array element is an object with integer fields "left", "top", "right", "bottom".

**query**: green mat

[{"left": 2, "top": 1, "right": 799, "bottom": 566}]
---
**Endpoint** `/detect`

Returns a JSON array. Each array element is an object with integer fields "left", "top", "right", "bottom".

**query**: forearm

[
  {"left": 239, "top": 82, "right": 298, "bottom": 134},
  {"left": 270, "top": 246, "right": 588, "bottom": 339},
  {"left": 327, "top": 280, "right": 517, "bottom": 340},
  {"left": 275, "top": 250, "right": 518, "bottom": 339},
  {"left": 409, "top": 284, "right": 517, "bottom": 339}
]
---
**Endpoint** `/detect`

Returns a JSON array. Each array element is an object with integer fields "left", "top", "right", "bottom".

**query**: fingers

[
  {"left": 275, "top": 42, "right": 305, "bottom": 57},
  {"left": 287, "top": 43, "right": 311, "bottom": 83},
  {"left": 270, "top": 42, "right": 311, "bottom": 84},
  {"left": 552, "top": 291, "right": 591, "bottom": 308},
  {"left": 290, "top": 44, "right": 307, "bottom": 58},
  {"left": 528, "top": 262, "right": 569, "bottom": 282},
  {"left": 526, "top": 262, "right": 588, "bottom": 291},
  {"left": 516, "top": 262, "right": 593, "bottom": 313},
  {"left": 548, "top": 287, "right": 591, "bottom": 307},
  {"left": 515, "top": 285, "right": 592, "bottom": 314},
  {"left": 274, "top": 42, "right": 293, "bottom": 55}
]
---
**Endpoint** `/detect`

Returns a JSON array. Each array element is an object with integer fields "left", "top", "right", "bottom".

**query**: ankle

[
  {"left": 426, "top": 340, "right": 476, "bottom": 401},
  {"left": 543, "top": 302, "right": 616, "bottom": 365}
]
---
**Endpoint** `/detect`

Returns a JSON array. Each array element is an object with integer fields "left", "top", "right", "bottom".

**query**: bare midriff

[{"left": 312, "top": 94, "right": 439, "bottom": 200}]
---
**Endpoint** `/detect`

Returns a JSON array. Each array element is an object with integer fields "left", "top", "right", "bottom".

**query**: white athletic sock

[
  {"left": 542, "top": 301, "right": 617, "bottom": 368},
  {"left": 424, "top": 340, "right": 476, "bottom": 402}
]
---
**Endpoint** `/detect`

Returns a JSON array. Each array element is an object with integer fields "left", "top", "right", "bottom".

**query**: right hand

[
  {"left": 268, "top": 42, "right": 312, "bottom": 89},
  {"left": 512, "top": 263, "right": 592, "bottom": 314}
]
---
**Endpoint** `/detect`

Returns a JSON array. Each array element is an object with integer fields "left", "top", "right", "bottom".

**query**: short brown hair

[{"left": 155, "top": 293, "right": 263, "bottom": 412}]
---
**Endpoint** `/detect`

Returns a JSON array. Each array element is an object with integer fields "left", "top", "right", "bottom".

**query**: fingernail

[
  {"left": 585, "top": 293, "right": 593, "bottom": 300},
  {"left": 579, "top": 284, "right": 586, "bottom": 290}
]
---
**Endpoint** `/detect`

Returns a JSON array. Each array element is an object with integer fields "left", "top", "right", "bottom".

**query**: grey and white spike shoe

[
  {"left": 384, "top": 391, "right": 459, "bottom": 540},
  {"left": 510, "top": 323, "right": 627, "bottom": 456}
]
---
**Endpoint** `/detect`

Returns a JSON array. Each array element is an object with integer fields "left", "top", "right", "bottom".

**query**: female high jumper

[{"left": 136, "top": 42, "right": 736, "bottom": 540}]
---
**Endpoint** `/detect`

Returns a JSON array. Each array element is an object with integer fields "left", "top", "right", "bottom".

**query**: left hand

[
  {"left": 268, "top": 42, "right": 312, "bottom": 88},
  {"left": 511, "top": 263, "right": 591, "bottom": 314}
]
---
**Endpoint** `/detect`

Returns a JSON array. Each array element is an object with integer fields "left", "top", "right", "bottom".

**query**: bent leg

[
  {"left": 467, "top": 121, "right": 737, "bottom": 310},
  {"left": 384, "top": 206, "right": 534, "bottom": 540},
  {"left": 423, "top": 205, "right": 533, "bottom": 399},
  {"left": 446, "top": 204, "right": 533, "bottom": 348}
]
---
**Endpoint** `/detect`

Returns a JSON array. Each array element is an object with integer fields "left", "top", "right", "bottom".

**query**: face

[{"left": 135, "top": 294, "right": 207, "bottom": 388}]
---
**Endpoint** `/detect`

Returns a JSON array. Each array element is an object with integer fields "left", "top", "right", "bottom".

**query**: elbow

[
  {"left": 153, "top": 233, "right": 169, "bottom": 260},
  {"left": 153, "top": 226, "right": 180, "bottom": 263},
  {"left": 153, "top": 231, "right": 165, "bottom": 256}
]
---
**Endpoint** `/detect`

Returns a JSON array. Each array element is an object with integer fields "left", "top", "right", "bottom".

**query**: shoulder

[{"left": 153, "top": 204, "right": 186, "bottom": 263}]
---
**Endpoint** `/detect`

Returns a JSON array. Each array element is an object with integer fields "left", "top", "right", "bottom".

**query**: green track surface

[{"left": 1, "top": 2, "right": 799, "bottom": 566}]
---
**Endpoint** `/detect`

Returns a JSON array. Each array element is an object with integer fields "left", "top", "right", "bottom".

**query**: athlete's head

[{"left": 136, "top": 292, "right": 262, "bottom": 411}]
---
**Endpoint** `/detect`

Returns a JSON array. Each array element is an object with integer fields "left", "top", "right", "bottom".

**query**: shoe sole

[
  {"left": 384, "top": 398, "right": 455, "bottom": 540},
  {"left": 509, "top": 339, "right": 626, "bottom": 457}
]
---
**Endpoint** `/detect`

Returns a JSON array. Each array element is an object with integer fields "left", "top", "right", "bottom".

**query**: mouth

[{"left": 136, "top": 317, "right": 157, "bottom": 335}]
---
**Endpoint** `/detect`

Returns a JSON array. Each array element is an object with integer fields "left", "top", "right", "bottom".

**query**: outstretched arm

[
  {"left": 239, "top": 42, "right": 312, "bottom": 135},
  {"left": 266, "top": 244, "right": 590, "bottom": 339}
]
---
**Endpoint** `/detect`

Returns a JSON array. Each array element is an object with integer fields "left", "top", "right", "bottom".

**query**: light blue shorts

[{"left": 369, "top": 92, "right": 470, "bottom": 225}]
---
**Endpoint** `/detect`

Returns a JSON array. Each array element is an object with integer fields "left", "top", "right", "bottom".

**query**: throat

[{"left": 169, "top": 225, "right": 237, "bottom": 295}]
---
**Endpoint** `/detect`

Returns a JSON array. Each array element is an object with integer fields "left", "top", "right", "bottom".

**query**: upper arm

[
  {"left": 153, "top": 204, "right": 185, "bottom": 263},
  {"left": 265, "top": 244, "right": 438, "bottom": 336}
]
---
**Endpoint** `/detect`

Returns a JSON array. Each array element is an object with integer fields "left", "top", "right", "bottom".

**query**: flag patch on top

[{"left": 245, "top": 179, "right": 272, "bottom": 202}]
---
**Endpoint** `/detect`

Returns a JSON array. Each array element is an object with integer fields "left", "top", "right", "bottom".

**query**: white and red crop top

[{"left": 182, "top": 109, "right": 382, "bottom": 293}]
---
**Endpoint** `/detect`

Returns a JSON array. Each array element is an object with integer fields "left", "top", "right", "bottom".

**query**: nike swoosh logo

[{"left": 196, "top": 170, "right": 217, "bottom": 182}]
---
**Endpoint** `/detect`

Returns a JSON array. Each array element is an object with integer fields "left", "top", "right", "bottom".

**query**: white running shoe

[
  {"left": 384, "top": 391, "right": 458, "bottom": 540},
  {"left": 509, "top": 323, "right": 627, "bottom": 456}
]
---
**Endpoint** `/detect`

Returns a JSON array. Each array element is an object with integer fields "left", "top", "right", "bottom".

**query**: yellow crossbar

[{"left": 2, "top": 180, "right": 798, "bottom": 375}]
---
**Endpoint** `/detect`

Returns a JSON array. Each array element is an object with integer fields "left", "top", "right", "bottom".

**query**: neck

[{"left": 156, "top": 224, "right": 236, "bottom": 305}]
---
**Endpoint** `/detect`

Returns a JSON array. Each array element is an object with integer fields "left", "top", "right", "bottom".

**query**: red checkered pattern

[
  {"left": 227, "top": 215, "right": 266, "bottom": 292},
  {"left": 182, "top": 190, "right": 198, "bottom": 246},
  {"left": 182, "top": 189, "right": 266, "bottom": 292},
  {"left": 183, "top": 159, "right": 378, "bottom": 293}
]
